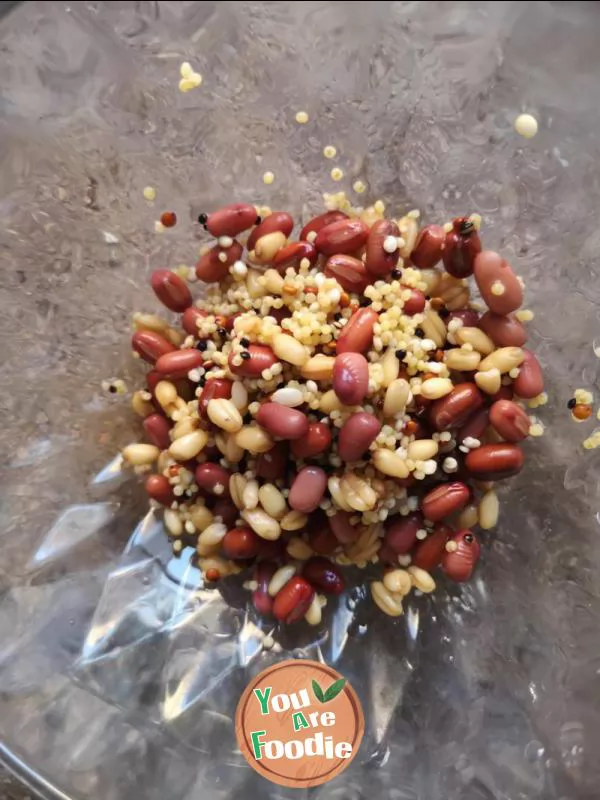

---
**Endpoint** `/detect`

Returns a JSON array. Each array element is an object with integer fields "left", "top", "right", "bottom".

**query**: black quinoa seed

[
  {"left": 196, "top": 340, "right": 208, "bottom": 351},
  {"left": 109, "top": 385, "right": 117, "bottom": 394},
  {"left": 240, "top": 337, "right": 250, "bottom": 347},
  {"left": 567, "top": 398, "right": 577, "bottom": 409},
  {"left": 395, "top": 349, "right": 407, "bottom": 360},
  {"left": 391, "top": 269, "right": 402, "bottom": 279},
  {"left": 217, "top": 327, "right": 228, "bottom": 337},
  {"left": 255, "top": 215, "right": 262, "bottom": 224},
  {"left": 359, "top": 296, "right": 372, "bottom": 307},
  {"left": 415, "top": 328, "right": 425, "bottom": 338},
  {"left": 438, "top": 308, "right": 450, "bottom": 318},
  {"left": 241, "top": 351, "right": 251, "bottom": 360},
  {"left": 198, "top": 213, "right": 208, "bottom": 225}
]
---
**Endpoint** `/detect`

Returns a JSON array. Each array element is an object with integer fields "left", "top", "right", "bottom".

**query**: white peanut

[
  {"left": 242, "top": 508, "right": 281, "bottom": 540},
  {"left": 122, "top": 443, "right": 160, "bottom": 466},
  {"left": 207, "top": 398, "right": 243, "bottom": 432},
  {"left": 168, "top": 430, "right": 208, "bottom": 461}
]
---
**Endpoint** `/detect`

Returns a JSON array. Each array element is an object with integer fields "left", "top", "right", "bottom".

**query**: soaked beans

[{"left": 127, "top": 195, "right": 544, "bottom": 623}]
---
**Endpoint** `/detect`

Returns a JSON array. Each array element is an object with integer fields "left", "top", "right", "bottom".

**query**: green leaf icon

[
  {"left": 323, "top": 678, "right": 347, "bottom": 702},
  {"left": 312, "top": 679, "right": 325, "bottom": 703}
]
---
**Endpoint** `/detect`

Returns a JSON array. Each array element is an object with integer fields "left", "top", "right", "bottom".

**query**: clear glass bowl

[{"left": 1, "top": 2, "right": 599, "bottom": 798}]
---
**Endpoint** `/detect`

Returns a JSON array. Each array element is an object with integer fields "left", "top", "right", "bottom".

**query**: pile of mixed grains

[{"left": 122, "top": 196, "right": 545, "bottom": 624}]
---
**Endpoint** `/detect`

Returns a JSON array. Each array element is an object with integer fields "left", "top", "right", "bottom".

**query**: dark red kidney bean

[
  {"left": 300, "top": 210, "right": 348, "bottom": 241},
  {"left": 324, "top": 254, "right": 370, "bottom": 293},
  {"left": 365, "top": 219, "right": 400, "bottom": 276},
  {"left": 448, "top": 309, "right": 480, "bottom": 328},
  {"left": 181, "top": 307, "right": 208, "bottom": 336},
  {"left": 145, "top": 474, "right": 175, "bottom": 506},
  {"left": 479, "top": 311, "right": 528, "bottom": 348},
  {"left": 195, "top": 463, "right": 231, "bottom": 496},
  {"left": 336, "top": 307, "right": 379, "bottom": 354},
  {"left": 205, "top": 203, "right": 257, "bottom": 237},
  {"left": 289, "top": 466, "right": 327, "bottom": 514},
  {"left": 337, "top": 412, "right": 381, "bottom": 461},
  {"left": 273, "top": 576, "right": 315, "bottom": 624},
  {"left": 223, "top": 313, "right": 241, "bottom": 331},
  {"left": 307, "top": 513, "right": 340, "bottom": 555},
  {"left": 195, "top": 241, "right": 243, "bottom": 283},
  {"left": 252, "top": 561, "right": 277, "bottom": 616},
  {"left": 211, "top": 498, "right": 238, "bottom": 528},
  {"left": 403, "top": 289, "right": 427, "bottom": 316},
  {"left": 247, "top": 211, "right": 294, "bottom": 252},
  {"left": 465, "top": 443, "right": 524, "bottom": 480},
  {"left": 273, "top": 241, "right": 318, "bottom": 273},
  {"left": 256, "top": 403, "right": 309, "bottom": 441},
  {"left": 474, "top": 250, "right": 523, "bottom": 315},
  {"left": 257, "top": 537, "right": 286, "bottom": 561},
  {"left": 315, "top": 218, "right": 369, "bottom": 257},
  {"left": 256, "top": 441, "right": 289, "bottom": 480},
  {"left": 143, "top": 414, "right": 171, "bottom": 450},
  {"left": 333, "top": 352, "right": 369, "bottom": 405},
  {"left": 456, "top": 407, "right": 489, "bottom": 445},
  {"left": 379, "top": 543, "right": 399, "bottom": 565},
  {"left": 302, "top": 556, "right": 345, "bottom": 595},
  {"left": 412, "top": 523, "right": 453, "bottom": 570},
  {"left": 146, "top": 370, "right": 162, "bottom": 395},
  {"left": 384, "top": 513, "right": 423, "bottom": 554},
  {"left": 132, "top": 330, "right": 176, "bottom": 364},
  {"left": 442, "top": 218, "right": 481, "bottom": 278},
  {"left": 222, "top": 527, "right": 261, "bottom": 560},
  {"left": 329, "top": 511, "right": 360, "bottom": 545},
  {"left": 228, "top": 344, "right": 278, "bottom": 377},
  {"left": 430, "top": 382, "right": 484, "bottom": 431},
  {"left": 421, "top": 482, "right": 470, "bottom": 522},
  {"left": 291, "top": 423, "right": 332, "bottom": 459},
  {"left": 488, "top": 385, "right": 514, "bottom": 404},
  {"left": 513, "top": 349, "right": 544, "bottom": 399},
  {"left": 150, "top": 269, "right": 192, "bottom": 313},
  {"left": 442, "top": 529, "right": 481, "bottom": 582},
  {"left": 411, "top": 224, "right": 445, "bottom": 268},
  {"left": 489, "top": 399, "right": 530, "bottom": 442},
  {"left": 155, "top": 349, "right": 204, "bottom": 379},
  {"left": 198, "top": 378, "right": 233, "bottom": 419}
]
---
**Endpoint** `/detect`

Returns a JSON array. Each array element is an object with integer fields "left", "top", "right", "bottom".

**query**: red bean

[
  {"left": 247, "top": 211, "right": 294, "bottom": 251},
  {"left": 489, "top": 399, "right": 530, "bottom": 442},
  {"left": 412, "top": 523, "right": 453, "bottom": 570},
  {"left": 256, "top": 537, "right": 286, "bottom": 561},
  {"left": 195, "top": 241, "right": 243, "bottom": 283},
  {"left": 403, "top": 289, "right": 427, "bottom": 316},
  {"left": 307, "top": 514, "right": 339, "bottom": 555},
  {"left": 488, "top": 385, "right": 514, "bottom": 404},
  {"left": 430, "top": 383, "right": 484, "bottom": 431},
  {"left": 365, "top": 219, "right": 400, "bottom": 276},
  {"left": 145, "top": 474, "right": 175, "bottom": 506},
  {"left": 143, "top": 413, "right": 171, "bottom": 450},
  {"left": 155, "top": 349, "right": 204, "bottom": 379},
  {"left": 337, "top": 412, "right": 381, "bottom": 461},
  {"left": 222, "top": 527, "right": 261, "bottom": 559},
  {"left": 329, "top": 511, "right": 360, "bottom": 545},
  {"left": 442, "top": 529, "right": 481, "bottom": 582},
  {"left": 411, "top": 224, "right": 445, "bottom": 268},
  {"left": 333, "top": 352, "right": 369, "bottom": 406},
  {"left": 273, "top": 576, "right": 315, "bottom": 624},
  {"left": 256, "top": 403, "right": 309, "bottom": 440},
  {"left": 421, "top": 482, "right": 470, "bottom": 522},
  {"left": 228, "top": 344, "right": 278, "bottom": 377},
  {"left": 474, "top": 251, "right": 523, "bottom": 315},
  {"left": 442, "top": 218, "right": 481, "bottom": 278},
  {"left": 324, "top": 254, "right": 370, "bottom": 293},
  {"left": 315, "top": 218, "right": 369, "bottom": 256},
  {"left": 302, "top": 556, "right": 346, "bottom": 595},
  {"left": 383, "top": 513, "right": 423, "bottom": 554},
  {"left": 198, "top": 378, "right": 233, "bottom": 419},
  {"left": 456, "top": 407, "right": 489, "bottom": 445},
  {"left": 513, "top": 349, "right": 544, "bottom": 399},
  {"left": 290, "top": 423, "right": 332, "bottom": 459},
  {"left": 150, "top": 269, "right": 192, "bottom": 313},
  {"left": 195, "top": 463, "right": 231, "bottom": 495},
  {"left": 132, "top": 330, "right": 176, "bottom": 365},
  {"left": 211, "top": 498, "right": 238, "bottom": 528},
  {"left": 465, "top": 443, "right": 524, "bottom": 480},
  {"left": 181, "top": 307, "right": 208, "bottom": 336},
  {"left": 448, "top": 309, "right": 480, "bottom": 328},
  {"left": 205, "top": 203, "right": 257, "bottom": 237},
  {"left": 273, "top": 241, "right": 318, "bottom": 273},
  {"left": 256, "top": 442, "right": 289, "bottom": 481},
  {"left": 336, "top": 307, "right": 378, "bottom": 354},
  {"left": 252, "top": 561, "right": 277, "bottom": 616},
  {"left": 146, "top": 370, "right": 162, "bottom": 395},
  {"left": 479, "top": 311, "right": 528, "bottom": 348},
  {"left": 288, "top": 466, "right": 327, "bottom": 513},
  {"left": 300, "top": 210, "right": 348, "bottom": 241}
]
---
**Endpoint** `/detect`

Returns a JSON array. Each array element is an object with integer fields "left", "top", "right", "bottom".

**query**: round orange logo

[{"left": 236, "top": 659, "right": 364, "bottom": 788}]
